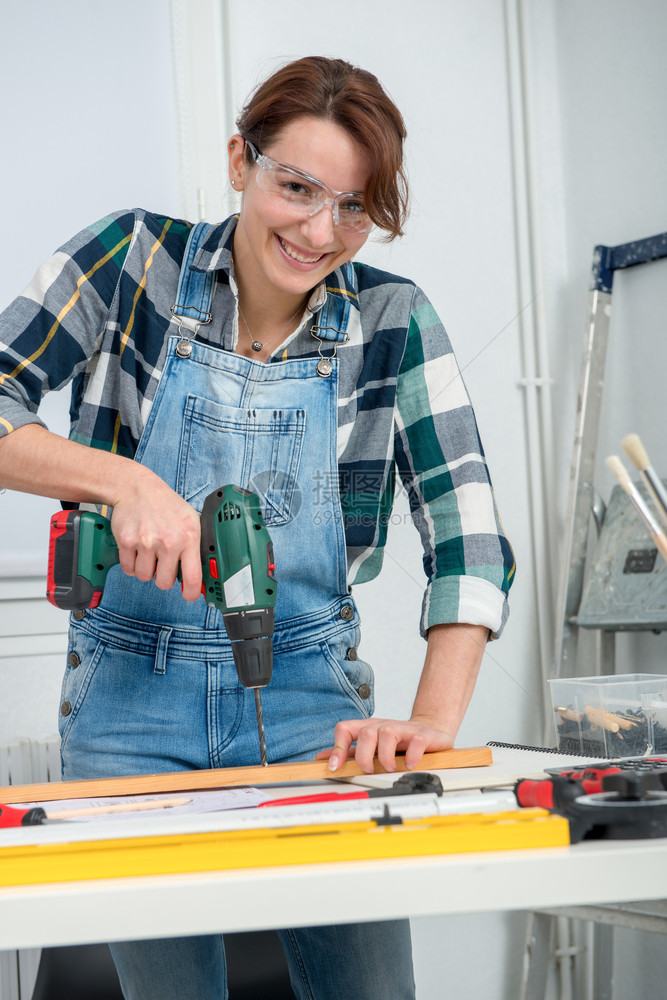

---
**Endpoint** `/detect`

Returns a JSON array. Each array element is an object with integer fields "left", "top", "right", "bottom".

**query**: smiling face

[{"left": 229, "top": 116, "right": 372, "bottom": 311}]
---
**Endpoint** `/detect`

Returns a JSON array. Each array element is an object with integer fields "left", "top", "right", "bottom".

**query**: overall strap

[
  {"left": 171, "top": 221, "right": 217, "bottom": 327},
  {"left": 314, "top": 261, "right": 356, "bottom": 343}
]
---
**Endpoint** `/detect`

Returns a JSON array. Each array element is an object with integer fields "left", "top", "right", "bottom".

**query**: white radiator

[{"left": 0, "top": 735, "right": 60, "bottom": 1000}]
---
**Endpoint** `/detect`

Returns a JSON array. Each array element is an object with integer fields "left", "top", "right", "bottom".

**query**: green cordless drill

[{"left": 47, "top": 485, "right": 277, "bottom": 765}]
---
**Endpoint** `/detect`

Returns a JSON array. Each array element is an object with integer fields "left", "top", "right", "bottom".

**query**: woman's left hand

[
  {"left": 316, "top": 623, "right": 489, "bottom": 774},
  {"left": 314, "top": 716, "right": 455, "bottom": 774}
]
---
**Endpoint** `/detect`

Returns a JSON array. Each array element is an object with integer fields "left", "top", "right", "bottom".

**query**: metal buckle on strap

[
  {"left": 310, "top": 325, "right": 349, "bottom": 377},
  {"left": 170, "top": 304, "right": 213, "bottom": 359}
]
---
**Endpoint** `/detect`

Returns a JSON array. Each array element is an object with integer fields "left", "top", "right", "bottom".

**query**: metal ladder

[
  {"left": 522, "top": 231, "right": 667, "bottom": 1000},
  {"left": 554, "top": 231, "right": 667, "bottom": 683}
]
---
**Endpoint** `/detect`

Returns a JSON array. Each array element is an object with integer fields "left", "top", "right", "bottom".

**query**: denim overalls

[{"left": 58, "top": 223, "right": 415, "bottom": 1000}]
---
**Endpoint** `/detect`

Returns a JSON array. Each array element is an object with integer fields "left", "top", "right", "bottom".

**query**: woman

[{"left": 0, "top": 57, "right": 513, "bottom": 1000}]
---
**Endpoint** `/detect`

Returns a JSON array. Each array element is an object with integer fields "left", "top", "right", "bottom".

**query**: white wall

[
  {"left": 0, "top": 0, "right": 181, "bottom": 739},
  {"left": 0, "top": 0, "right": 181, "bottom": 572}
]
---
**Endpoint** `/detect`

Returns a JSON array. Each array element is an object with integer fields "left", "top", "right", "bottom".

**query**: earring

[
  {"left": 229, "top": 141, "right": 235, "bottom": 150},
  {"left": 231, "top": 179, "right": 236, "bottom": 187}
]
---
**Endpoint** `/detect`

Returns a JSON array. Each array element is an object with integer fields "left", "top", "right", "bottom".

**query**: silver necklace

[{"left": 238, "top": 303, "right": 302, "bottom": 354}]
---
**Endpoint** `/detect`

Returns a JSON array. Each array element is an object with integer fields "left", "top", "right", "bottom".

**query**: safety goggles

[{"left": 244, "top": 140, "right": 372, "bottom": 234}]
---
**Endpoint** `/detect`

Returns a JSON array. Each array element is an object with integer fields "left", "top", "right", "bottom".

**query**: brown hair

[{"left": 236, "top": 57, "right": 408, "bottom": 240}]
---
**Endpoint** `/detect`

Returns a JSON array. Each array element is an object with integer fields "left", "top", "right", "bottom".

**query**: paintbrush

[
  {"left": 606, "top": 455, "right": 667, "bottom": 565},
  {"left": 621, "top": 433, "right": 667, "bottom": 529}
]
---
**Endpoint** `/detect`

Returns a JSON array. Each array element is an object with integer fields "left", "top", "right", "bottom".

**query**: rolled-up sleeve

[
  {"left": 0, "top": 211, "right": 135, "bottom": 438},
  {"left": 394, "top": 287, "right": 515, "bottom": 639}
]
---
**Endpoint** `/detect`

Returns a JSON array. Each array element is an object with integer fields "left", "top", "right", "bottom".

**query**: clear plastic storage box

[{"left": 548, "top": 673, "right": 667, "bottom": 757}]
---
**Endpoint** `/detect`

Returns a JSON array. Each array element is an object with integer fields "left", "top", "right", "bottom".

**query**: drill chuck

[
  {"left": 229, "top": 633, "right": 273, "bottom": 689},
  {"left": 223, "top": 608, "right": 274, "bottom": 688}
]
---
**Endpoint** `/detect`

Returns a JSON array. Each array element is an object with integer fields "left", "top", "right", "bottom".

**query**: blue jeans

[
  {"left": 109, "top": 923, "right": 415, "bottom": 1000},
  {"left": 59, "top": 600, "right": 375, "bottom": 774},
  {"left": 60, "top": 607, "right": 414, "bottom": 999}
]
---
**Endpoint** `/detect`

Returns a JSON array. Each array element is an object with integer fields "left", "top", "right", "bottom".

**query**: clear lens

[
  {"left": 252, "top": 150, "right": 371, "bottom": 233},
  {"left": 335, "top": 197, "right": 369, "bottom": 231},
  {"left": 261, "top": 166, "right": 319, "bottom": 208}
]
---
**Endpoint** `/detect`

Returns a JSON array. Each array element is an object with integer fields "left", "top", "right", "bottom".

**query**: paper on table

[{"left": 17, "top": 786, "right": 272, "bottom": 823}]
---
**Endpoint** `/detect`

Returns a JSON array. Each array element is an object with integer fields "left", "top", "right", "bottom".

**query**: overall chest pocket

[{"left": 177, "top": 395, "right": 306, "bottom": 525}]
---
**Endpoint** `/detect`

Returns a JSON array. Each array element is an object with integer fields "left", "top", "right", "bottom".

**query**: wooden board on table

[{"left": 0, "top": 747, "right": 492, "bottom": 803}]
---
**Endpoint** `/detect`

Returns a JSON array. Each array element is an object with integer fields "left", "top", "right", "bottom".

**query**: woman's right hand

[
  {"left": 0, "top": 425, "right": 203, "bottom": 600},
  {"left": 111, "top": 473, "right": 202, "bottom": 601}
]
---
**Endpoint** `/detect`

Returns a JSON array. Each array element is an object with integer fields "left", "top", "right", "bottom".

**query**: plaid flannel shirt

[{"left": 0, "top": 210, "right": 514, "bottom": 636}]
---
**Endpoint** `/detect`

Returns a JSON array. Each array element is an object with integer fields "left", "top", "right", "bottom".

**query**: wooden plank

[{"left": 0, "top": 747, "right": 492, "bottom": 803}]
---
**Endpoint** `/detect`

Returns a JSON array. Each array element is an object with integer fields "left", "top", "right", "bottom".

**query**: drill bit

[{"left": 254, "top": 688, "right": 268, "bottom": 766}]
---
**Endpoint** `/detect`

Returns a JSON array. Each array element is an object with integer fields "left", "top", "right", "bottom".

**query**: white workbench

[
  {"left": 2, "top": 746, "right": 665, "bottom": 951},
  {"left": 1, "top": 833, "right": 666, "bottom": 951}
]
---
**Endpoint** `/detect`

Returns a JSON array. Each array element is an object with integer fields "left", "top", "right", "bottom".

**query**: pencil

[{"left": 46, "top": 797, "right": 192, "bottom": 820}]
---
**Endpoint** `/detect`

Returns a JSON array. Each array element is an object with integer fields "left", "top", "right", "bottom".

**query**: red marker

[
  {"left": 261, "top": 772, "right": 444, "bottom": 807},
  {"left": 260, "top": 791, "right": 372, "bottom": 808}
]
